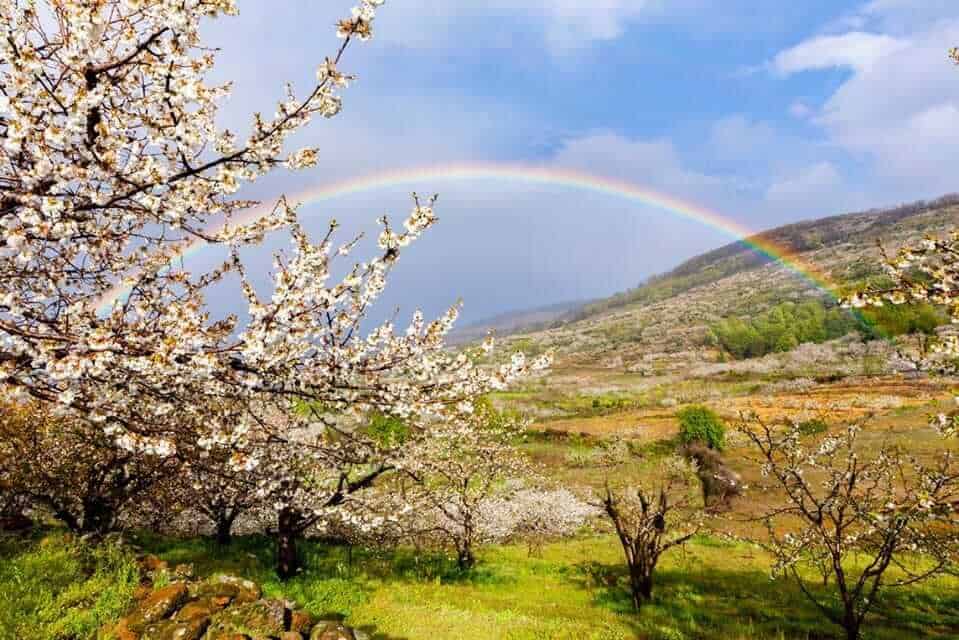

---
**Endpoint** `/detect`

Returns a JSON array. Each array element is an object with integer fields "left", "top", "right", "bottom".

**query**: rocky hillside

[{"left": 494, "top": 194, "right": 959, "bottom": 373}]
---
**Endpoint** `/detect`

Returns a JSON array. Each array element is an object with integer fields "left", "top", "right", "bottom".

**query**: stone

[
  {"left": 173, "top": 563, "right": 195, "bottom": 580},
  {"left": 191, "top": 574, "right": 261, "bottom": 604},
  {"left": 310, "top": 621, "right": 356, "bottom": 640},
  {"left": 141, "top": 617, "right": 209, "bottom": 640},
  {"left": 134, "top": 584, "right": 154, "bottom": 600},
  {"left": 126, "top": 582, "right": 189, "bottom": 632},
  {"left": 206, "top": 598, "right": 288, "bottom": 638},
  {"left": 109, "top": 617, "right": 139, "bottom": 640},
  {"left": 175, "top": 597, "right": 220, "bottom": 623},
  {"left": 290, "top": 610, "right": 316, "bottom": 634},
  {"left": 142, "top": 554, "right": 169, "bottom": 573}
]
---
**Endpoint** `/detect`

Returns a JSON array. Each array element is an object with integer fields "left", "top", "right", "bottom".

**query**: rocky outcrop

[{"left": 106, "top": 569, "right": 359, "bottom": 640}]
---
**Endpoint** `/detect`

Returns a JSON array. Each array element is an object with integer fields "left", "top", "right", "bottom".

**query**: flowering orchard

[{"left": 0, "top": 0, "right": 548, "bottom": 577}]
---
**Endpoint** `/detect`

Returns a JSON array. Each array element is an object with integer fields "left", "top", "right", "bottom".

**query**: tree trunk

[
  {"left": 81, "top": 498, "right": 114, "bottom": 537},
  {"left": 628, "top": 564, "right": 653, "bottom": 610},
  {"left": 276, "top": 508, "right": 300, "bottom": 581},
  {"left": 215, "top": 513, "right": 234, "bottom": 546},
  {"left": 457, "top": 544, "right": 475, "bottom": 570},
  {"left": 842, "top": 610, "right": 861, "bottom": 640}
]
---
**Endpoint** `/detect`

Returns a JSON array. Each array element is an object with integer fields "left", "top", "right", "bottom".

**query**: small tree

[
  {"left": 676, "top": 405, "right": 726, "bottom": 450},
  {"left": 600, "top": 456, "right": 701, "bottom": 610},
  {"left": 399, "top": 402, "right": 532, "bottom": 570},
  {"left": 742, "top": 418, "right": 959, "bottom": 640},
  {"left": 0, "top": 401, "right": 175, "bottom": 536}
]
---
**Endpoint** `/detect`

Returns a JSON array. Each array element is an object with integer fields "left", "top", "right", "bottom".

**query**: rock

[
  {"left": 133, "top": 584, "right": 154, "bottom": 600},
  {"left": 290, "top": 610, "right": 316, "bottom": 634},
  {"left": 191, "top": 574, "right": 261, "bottom": 605},
  {"left": 109, "top": 617, "right": 139, "bottom": 640},
  {"left": 110, "top": 573, "right": 357, "bottom": 640},
  {"left": 310, "top": 621, "right": 356, "bottom": 640},
  {"left": 205, "top": 634, "right": 250, "bottom": 640},
  {"left": 141, "top": 616, "right": 209, "bottom": 640},
  {"left": 126, "top": 582, "right": 189, "bottom": 632},
  {"left": 142, "top": 554, "right": 170, "bottom": 573},
  {"left": 173, "top": 563, "right": 195, "bottom": 580},
  {"left": 175, "top": 597, "right": 223, "bottom": 624},
  {"left": 206, "top": 598, "right": 288, "bottom": 638}
]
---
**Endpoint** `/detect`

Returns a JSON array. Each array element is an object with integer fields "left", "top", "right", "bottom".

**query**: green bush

[
  {"left": 797, "top": 418, "right": 828, "bottom": 436},
  {"left": 858, "top": 302, "right": 946, "bottom": 340},
  {"left": 676, "top": 406, "right": 725, "bottom": 450},
  {"left": 366, "top": 412, "right": 409, "bottom": 446}
]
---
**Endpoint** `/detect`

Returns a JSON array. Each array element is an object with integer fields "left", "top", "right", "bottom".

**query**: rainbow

[{"left": 98, "top": 163, "right": 844, "bottom": 310}]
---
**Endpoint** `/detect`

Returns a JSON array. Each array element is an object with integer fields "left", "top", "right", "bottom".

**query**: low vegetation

[{"left": 676, "top": 406, "right": 726, "bottom": 451}]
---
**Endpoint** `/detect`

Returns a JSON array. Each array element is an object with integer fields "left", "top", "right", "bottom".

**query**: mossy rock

[
  {"left": 140, "top": 616, "right": 209, "bottom": 640},
  {"left": 310, "top": 621, "right": 355, "bottom": 640},
  {"left": 125, "top": 582, "right": 190, "bottom": 632},
  {"left": 206, "top": 598, "right": 288, "bottom": 637},
  {"left": 190, "top": 574, "right": 261, "bottom": 605}
]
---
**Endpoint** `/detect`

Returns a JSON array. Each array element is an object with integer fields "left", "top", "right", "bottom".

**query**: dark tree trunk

[
  {"left": 456, "top": 544, "right": 475, "bottom": 570},
  {"left": 81, "top": 498, "right": 115, "bottom": 536},
  {"left": 215, "top": 513, "right": 234, "bottom": 546},
  {"left": 55, "top": 508, "right": 81, "bottom": 533},
  {"left": 628, "top": 564, "right": 653, "bottom": 610},
  {"left": 843, "top": 610, "right": 861, "bottom": 640},
  {"left": 276, "top": 508, "right": 300, "bottom": 581}
]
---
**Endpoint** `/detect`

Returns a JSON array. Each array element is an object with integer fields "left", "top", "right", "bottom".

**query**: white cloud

[
  {"left": 550, "top": 132, "right": 724, "bottom": 194},
  {"left": 765, "top": 162, "right": 843, "bottom": 205},
  {"left": 789, "top": 101, "right": 813, "bottom": 119},
  {"left": 772, "top": 32, "right": 909, "bottom": 74},
  {"left": 709, "top": 116, "right": 777, "bottom": 156},
  {"left": 374, "top": 0, "right": 689, "bottom": 53},
  {"left": 813, "top": 20, "right": 959, "bottom": 195}
]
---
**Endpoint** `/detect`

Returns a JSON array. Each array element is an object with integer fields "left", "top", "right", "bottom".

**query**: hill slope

[{"left": 495, "top": 194, "right": 959, "bottom": 372}]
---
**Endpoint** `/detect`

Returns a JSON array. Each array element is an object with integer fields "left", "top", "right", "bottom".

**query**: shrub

[
  {"left": 797, "top": 418, "right": 828, "bottom": 436},
  {"left": 676, "top": 406, "right": 725, "bottom": 450},
  {"left": 564, "top": 449, "right": 598, "bottom": 468},
  {"left": 680, "top": 443, "right": 742, "bottom": 512}
]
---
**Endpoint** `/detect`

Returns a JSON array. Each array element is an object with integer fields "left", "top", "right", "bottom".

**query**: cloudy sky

[{"left": 195, "top": 0, "right": 959, "bottom": 325}]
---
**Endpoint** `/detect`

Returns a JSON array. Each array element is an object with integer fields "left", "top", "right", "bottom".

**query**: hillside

[
  {"left": 493, "top": 194, "right": 959, "bottom": 372},
  {"left": 447, "top": 300, "right": 589, "bottom": 345}
]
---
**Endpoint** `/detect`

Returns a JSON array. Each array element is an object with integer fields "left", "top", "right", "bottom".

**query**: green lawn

[
  {"left": 0, "top": 532, "right": 139, "bottom": 640},
  {"left": 3, "top": 530, "right": 958, "bottom": 640},
  {"left": 116, "top": 531, "right": 959, "bottom": 639}
]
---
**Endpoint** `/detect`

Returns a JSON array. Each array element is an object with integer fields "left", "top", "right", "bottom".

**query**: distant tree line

[{"left": 709, "top": 298, "right": 945, "bottom": 360}]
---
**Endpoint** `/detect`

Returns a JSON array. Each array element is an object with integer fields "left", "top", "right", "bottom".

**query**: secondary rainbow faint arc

[{"left": 98, "top": 163, "right": 842, "bottom": 309}]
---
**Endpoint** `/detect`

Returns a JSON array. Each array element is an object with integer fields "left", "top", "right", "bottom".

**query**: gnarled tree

[
  {"left": 600, "top": 456, "right": 701, "bottom": 610},
  {"left": 742, "top": 418, "right": 959, "bottom": 640}
]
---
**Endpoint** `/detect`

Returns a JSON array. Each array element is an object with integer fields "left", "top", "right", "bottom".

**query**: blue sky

[{"left": 197, "top": 1, "right": 959, "bottom": 324}]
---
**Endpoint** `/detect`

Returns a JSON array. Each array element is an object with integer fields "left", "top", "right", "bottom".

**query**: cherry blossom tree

[
  {"left": 599, "top": 456, "right": 701, "bottom": 610},
  {"left": 396, "top": 401, "right": 534, "bottom": 570},
  {"left": 742, "top": 418, "right": 959, "bottom": 640},
  {"left": 0, "top": 0, "right": 548, "bottom": 576},
  {"left": 0, "top": 400, "right": 175, "bottom": 535}
]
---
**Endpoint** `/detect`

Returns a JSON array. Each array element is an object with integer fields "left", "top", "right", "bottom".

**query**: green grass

[
  {"left": 0, "top": 531, "right": 139, "bottom": 640},
  {"left": 116, "top": 532, "right": 959, "bottom": 640},
  {"left": 5, "top": 525, "right": 958, "bottom": 640}
]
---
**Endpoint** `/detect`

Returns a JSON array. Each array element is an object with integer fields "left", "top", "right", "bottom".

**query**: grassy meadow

[
  {"left": 4, "top": 528, "right": 957, "bottom": 640},
  {"left": 5, "top": 370, "right": 958, "bottom": 640}
]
